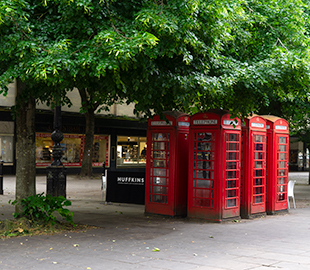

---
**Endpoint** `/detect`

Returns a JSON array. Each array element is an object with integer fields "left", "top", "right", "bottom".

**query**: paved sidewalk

[{"left": 0, "top": 172, "right": 309, "bottom": 270}]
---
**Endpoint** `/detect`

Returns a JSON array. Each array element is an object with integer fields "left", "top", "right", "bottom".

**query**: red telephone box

[
  {"left": 145, "top": 112, "right": 190, "bottom": 217},
  {"left": 187, "top": 110, "right": 241, "bottom": 222},
  {"left": 241, "top": 116, "right": 267, "bottom": 218},
  {"left": 262, "top": 116, "right": 289, "bottom": 214}
]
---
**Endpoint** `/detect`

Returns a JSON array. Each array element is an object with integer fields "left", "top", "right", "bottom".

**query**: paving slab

[{"left": 0, "top": 172, "right": 310, "bottom": 269}]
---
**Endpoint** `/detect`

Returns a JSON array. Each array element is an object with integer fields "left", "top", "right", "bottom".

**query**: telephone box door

[
  {"left": 263, "top": 116, "right": 289, "bottom": 214},
  {"left": 146, "top": 131, "right": 175, "bottom": 215},
  {"left": 275, "top": 134, "right": 289, "bottom": 211},
  {"left": 188, "top": 110, "right": 241, "bottom": 222},
  {"left": 251, "top": 132, "right": 266, "bottom": 214},
  {"left": 145, "top": 113, "right": 189, "bottom": 217},
  {"left": 223, "top": 131, "right": 241, "bottom": 219},
  {"left": 189, "top": 129, "right": 219, "bottom": 220}
]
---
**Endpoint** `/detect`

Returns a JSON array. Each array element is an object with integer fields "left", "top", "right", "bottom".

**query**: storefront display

[
  {"left": 0, "top": 135, "right": 14, "bottom": 164},
  {"left": 116, "top": 136, "right": 146, "bottom": 167},
  {"left": 35, "top": 133, "right": 109, "bottom": 167}
]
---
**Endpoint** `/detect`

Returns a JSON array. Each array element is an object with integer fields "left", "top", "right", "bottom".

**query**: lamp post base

[{"left": 47, "top": 166, "right": 66, "bottom": 198}]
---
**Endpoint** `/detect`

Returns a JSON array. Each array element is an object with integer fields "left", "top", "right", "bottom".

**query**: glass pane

[
  {"left": 228, "top": 152, "right": 237, "bottom": 160},
  {"left": 279, "top": 137, "right": 286, "bottom": 144},
  {"left": 255, "top": 170, "right": 263, "bottom": 177},
  {"left": 153, "top": 133, "right": 169, "bottom": 141},
  {"left": 279, "top": 145, "right": 286, "bottom": 151},
  {"left": 254, "top": 178, "right": 263, "bottom": 186},
  {"left": 195, "top": 161, "right": 211, "bottom": 169},
  {"left": 197, "top": 133, "right": 212, "bottom": 141},
  {"left": 197, "top": 152, "right": 211, "bottom": 160},
  {"left": 196, "top": 179, "right": 212, "bottom": 188},
  {"left": 278, "top": 161, "right": 286, "bottom": 168},
  {"left": 226, "top": 199, "right": 237, "bottom": 207},
  {"left": 153, "top": 160, "right": 166, "bottom": 167},
  {"left": 227, "top": 171, "right": 237, "bottom": 179},
  {"left": 255, "top": 144, "right": 263, "bottom": 151},
  {"left": 117, "top": 136, "right": 146, "bottom": 167},
  {"left": 196, "top": 189, "right": 213, "bottom": 198},
  {"left": 1, "top": 136, "right": 14, "bottom": 163},
  {"left": 278, "top": 194, "right": 286, "bottom": 201},
  {"left": 153, "top": 186, "right": 166, "bottom": 194},
  {"left": 255, "top": 152, "right": 263, "bottom": 160},
  {"left": 227, "top": 180, "right": 237, "bottom": 188},
  {"left": 228, "top": 190, "right": 237, "bottom": 197},
  {"left": 255, "top": 161, "right": 263, "bottom": 168},
  {"left": 196, "top": 199, "right": 213, "bottom": 207},
  {"left": 154, "top": 142, "right": 166, "bottom": 150},
  {"left": 254, "top": 187, "right": 263, "bottom": 194},
  {"left": 228, "top": 143, "right": 238, "bottom": 151},
  {"left": 255, "top": 135, "right": 263, "bottom": 142},
  {"left": 197, "top": 142, "right": 211, "bottom": 151},
  {"left": 152, "top": 177, "right": 166, "bottom": 185},
  {"left": 196, "top": 170, "right": 210, "bottom": 179},
  {"left": 153, "top": 168, "right": 166, "bottom": 177},
  {"left": 227, "top": 134, "right": 238, "bottom": 141},
  {"left": 278, "top": 185, "right": 285, "bottom": 192},
  {"left": 254, "top": 196, "right": 263, "bottom": 203},
  {"left": 278, "top": 177, "right": 285, "bottom": 184},
  {"left": 278, "top": 169, "right": 286, "bottom": 176},
  {"left": 152, "top": 195, "right": 166, "bottom": 203},
  {"left": 227, "top": 162, "right": 237, "bottom": 169},
  {"left": 153, "top": 151, "right": 166, "bottom": 159},
  {"left": 279, "top": 153, "right": 286, "bottom": 160}
]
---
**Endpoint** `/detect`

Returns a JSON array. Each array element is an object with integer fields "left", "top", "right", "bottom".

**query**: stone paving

[{"left": 0, "top": 172, "right": 309, "bottom": 270}]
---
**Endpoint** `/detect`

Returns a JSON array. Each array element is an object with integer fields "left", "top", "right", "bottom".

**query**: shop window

[
  {"left": 0, "top": 135, "right": 14, "bottom": 164},
  {"left": 117, "top": 136, "right": 146, "bottom": 167},
  {"left": 36, "top": 133, "right": 82, "bottom": 166},
  {"left": 36, "top": 133, "right": 109, "bottom": 167},
  {"left": 92, "top": 135, "right": 110, "bottom": 167}
]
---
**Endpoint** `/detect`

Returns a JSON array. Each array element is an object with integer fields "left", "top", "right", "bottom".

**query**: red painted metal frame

[
  {"left": 145, "top": 113, "right": 190, "bottom": 217},
  {"left": 187, "top": 110, "right": 241, "bottom": 222},
  {"left": 241, "top": 116, "right": 267, "bottom": 218},
  {"left": 262, "top": 116, "right": 289, "bottom": 214}
]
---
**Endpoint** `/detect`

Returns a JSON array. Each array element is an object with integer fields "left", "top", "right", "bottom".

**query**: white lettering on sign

[
  {"left": 178, "top": 121, "right": 190, "bottom": 127},
  {"left": 266, "top": 125, "right": 270, "bottom": 129},
  {"left": 117, "top": 177, "right": 145, "bottom": 186},
  {"left": 275, "top": 125, "right": 287, "bottom": 130},
  {"left": 151, "top": 121, "right": 172, "bottom": 126},
  {"left": 251, "top": 123, "right": 264, "bottom": 128},
  {"left": 193, "top": 119, "right": 217, "bottom": 125},
  {"left": 223, "top": 120, "right": 239, "bottom": 126}
]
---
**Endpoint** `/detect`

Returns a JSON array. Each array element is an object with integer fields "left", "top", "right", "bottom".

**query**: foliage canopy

[{"left": 1, "top": 0, "right": 310, "bottom": 118}]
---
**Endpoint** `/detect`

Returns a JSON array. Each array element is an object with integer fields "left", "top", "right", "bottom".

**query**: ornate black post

[{"left": 46, "top": 104, "right": 66, "bottom": 197}]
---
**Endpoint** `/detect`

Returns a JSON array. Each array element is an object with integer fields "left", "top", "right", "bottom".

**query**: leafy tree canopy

[{"left": 1, "top": 0, "right": 310, "bottom": 118}]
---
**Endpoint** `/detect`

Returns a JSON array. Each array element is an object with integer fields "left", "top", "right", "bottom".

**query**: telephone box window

[
  {"left": 149, "top": 132, "right": 169, "bottom": 204},
  {"left": 192, "top": 132, "right": 215, "bottom": 208}
]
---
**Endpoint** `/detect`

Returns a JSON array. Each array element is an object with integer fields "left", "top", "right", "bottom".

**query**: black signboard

[{"left": 106, "top": 171, "right": 145, "bottom": 204}]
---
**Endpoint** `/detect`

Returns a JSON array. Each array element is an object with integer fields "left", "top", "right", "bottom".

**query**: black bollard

[{"left": 0, "top": 160, "right": 3, "bottom": 195}]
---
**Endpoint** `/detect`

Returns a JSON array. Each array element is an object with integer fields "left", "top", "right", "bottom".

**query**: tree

[{"left": 1, "top": 0, "right": 310, "bottom": 199}]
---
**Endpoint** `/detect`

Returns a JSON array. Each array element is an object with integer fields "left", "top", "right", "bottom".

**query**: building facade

[{"left": 0, "top": 82, "right": 147, "bottom": 194}]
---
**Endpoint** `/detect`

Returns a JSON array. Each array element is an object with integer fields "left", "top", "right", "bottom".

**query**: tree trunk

[
  {"left": 15, "top": 80, "right": 36, "bottom": 212},
  {"left": 307, "top": 146, "right": 310, "bottom": 185},
  {"left": 80, "top": 109, "right": 95, "bottom": 177}
]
